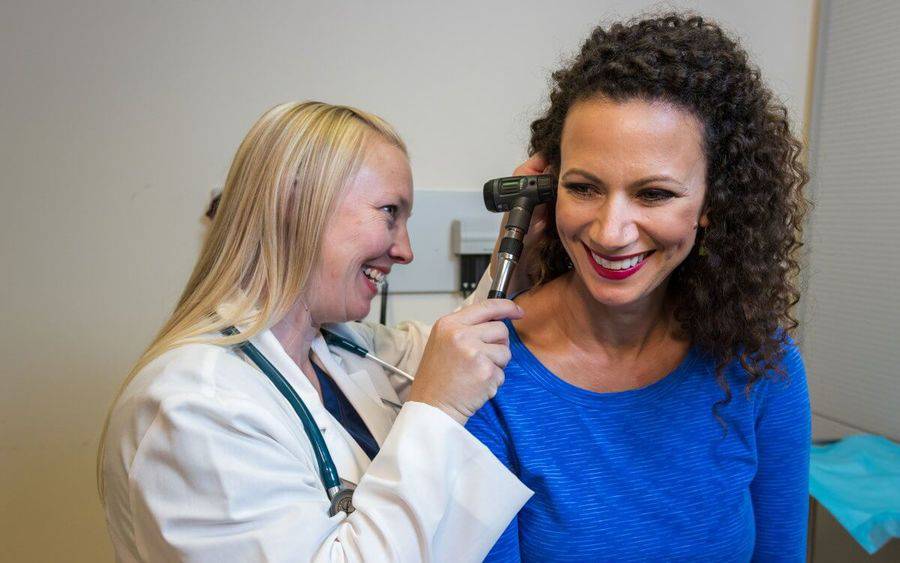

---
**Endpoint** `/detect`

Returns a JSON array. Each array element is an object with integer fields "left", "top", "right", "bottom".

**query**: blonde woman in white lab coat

[{"left": 99, "top": 101, "right": 532, "bottom": 562}]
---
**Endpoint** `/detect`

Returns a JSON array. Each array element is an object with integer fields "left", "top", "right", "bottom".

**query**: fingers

[
  {"left": 453, "top": 299, "right": 524, "bottom": 325},
  {"left": 480, "top": 343, "right": 512, "bottom": 368},
  {"left": 512, "top": 153, "right": 550, "bottom": 177},
  {"left": 528, "top": 202, "right": 551, "bottom": 233},
  {"left": 472, "top": 320, "right": 509, "bottom": 345}
]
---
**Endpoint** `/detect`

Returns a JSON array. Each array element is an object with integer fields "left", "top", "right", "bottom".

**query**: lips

[
  {"left": 582, "top": 243, "right": 653, "bottom": 280},
  {"left": 361, "top": 265, "right": 388, "bottom": 294}
]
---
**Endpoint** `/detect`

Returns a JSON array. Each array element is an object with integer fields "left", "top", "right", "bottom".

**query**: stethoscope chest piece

[{"left": 328, "top": 480, "right": 357, "bottom": 516}]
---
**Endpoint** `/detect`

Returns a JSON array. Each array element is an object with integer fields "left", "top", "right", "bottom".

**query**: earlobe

[{"left": 698, "top": 212, "right": 710, "bottom": 229}]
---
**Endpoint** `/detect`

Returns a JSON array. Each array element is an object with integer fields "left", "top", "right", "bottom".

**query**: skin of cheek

[
  {"left": 305, "top": 201, "right": 373, "bottom": 323},
  {"left": 337, "top": 212, "right": 389, "bottom": 321}
]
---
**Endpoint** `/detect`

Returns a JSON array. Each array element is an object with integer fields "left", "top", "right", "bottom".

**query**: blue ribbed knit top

[{"left": 466, "top": 320, "right": 811, "bottom": 562}]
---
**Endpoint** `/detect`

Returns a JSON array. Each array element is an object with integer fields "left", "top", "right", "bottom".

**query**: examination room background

[{"left": 1, "top": 1, "right": 883, "bottom": 561}]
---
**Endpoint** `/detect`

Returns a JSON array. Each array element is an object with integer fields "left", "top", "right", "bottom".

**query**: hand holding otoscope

[{"left": 482, "top": 156, "right": 557, "bottom": 299}]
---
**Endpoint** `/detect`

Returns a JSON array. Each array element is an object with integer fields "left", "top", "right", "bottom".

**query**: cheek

[
  {"left": 552, "top": 203, "right": 582, "bottom": 260},
  {"left": 554, "top": 199, "right": 590, "bottom": 238},
  {"left": 654, "top": 206, "right": 702, "bottom": 257}
]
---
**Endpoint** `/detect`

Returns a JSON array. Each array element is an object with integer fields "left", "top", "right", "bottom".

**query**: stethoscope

[{"left": 221, "top": 326, "right": 413, "bottom": 517}]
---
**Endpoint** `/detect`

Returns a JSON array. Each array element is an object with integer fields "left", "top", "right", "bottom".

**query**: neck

[
  {"left": 554, "top": 272, "right": 672, "bottom": 355},
  {"left": 271, "top": 298, "right": 320, "bottom": 380}
]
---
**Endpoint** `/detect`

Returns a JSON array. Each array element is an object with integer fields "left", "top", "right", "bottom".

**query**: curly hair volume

[{"left": 529, "top": 13, "right": 809, "bottom": 398}]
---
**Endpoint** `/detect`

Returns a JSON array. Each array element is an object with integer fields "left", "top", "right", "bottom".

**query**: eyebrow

[{"left": 561, "top": 168, "right": 684, "bottom": 188}]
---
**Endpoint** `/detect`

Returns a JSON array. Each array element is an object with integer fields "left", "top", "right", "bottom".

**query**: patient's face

[{"left": 555, "top": 97, "right": 708, "bottom": 310}]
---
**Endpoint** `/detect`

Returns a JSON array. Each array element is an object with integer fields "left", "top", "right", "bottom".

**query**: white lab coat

[{"left": 101, "top": 279, "right": 531, "bottom": 562}]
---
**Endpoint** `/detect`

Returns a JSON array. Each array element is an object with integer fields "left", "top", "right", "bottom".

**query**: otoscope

[{"left": 483, "top": 174, "right": 557, "bottom": 298}]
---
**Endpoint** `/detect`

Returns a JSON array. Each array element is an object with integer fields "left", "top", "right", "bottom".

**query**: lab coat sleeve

[
  {"left": 749, "top": 341, "right": 811, "bottom": 562},
  {"left": 355, "top": 319, "right": 431, "bottom": 400},
  {"left": 127, "top": 383, "right": 531, "bottom": 562}
]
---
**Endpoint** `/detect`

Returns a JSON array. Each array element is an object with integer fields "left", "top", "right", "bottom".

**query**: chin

[
  {"left": 348, "top": 302, "right": 373, "bottom": 322},
  {"left": 576, "top": 273, "right": 653, "bottom": 309}
]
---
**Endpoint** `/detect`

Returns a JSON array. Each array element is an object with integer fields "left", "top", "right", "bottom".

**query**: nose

[
  {"left": 589, "top": 195, "right": 639, "bottom": 252},
  {"left": 389, "top": 224, "right": 414, "bottom": 264}
]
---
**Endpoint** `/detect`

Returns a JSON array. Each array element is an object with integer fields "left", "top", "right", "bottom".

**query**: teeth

[
  {"left": 363, "top": 266, "right": 386, "bottom": 285},
  {"left": 590, "top": 251, "right": 648, "bottom": 271}
]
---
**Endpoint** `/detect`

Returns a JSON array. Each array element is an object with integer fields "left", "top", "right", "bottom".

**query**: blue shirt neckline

[{"left": 505, "top": 318, "right": 700, "bottom": 409}]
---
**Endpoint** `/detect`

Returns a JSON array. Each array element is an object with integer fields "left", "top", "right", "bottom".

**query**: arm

[
  {"left": 750, "top": 342, "right": 811, "bottom": 562},
  {"left": 127, "top": 384, "right": 531, "bottom": 562}
]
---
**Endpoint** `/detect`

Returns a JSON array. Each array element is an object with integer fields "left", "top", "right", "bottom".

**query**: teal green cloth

[{"left": 810, "top": 434, "right": 900, "bottom": 554}]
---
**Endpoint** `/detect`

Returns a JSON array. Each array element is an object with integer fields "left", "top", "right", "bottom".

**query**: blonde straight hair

[{"left": 97, "top": 101, "right": 406, "bottom": 498}]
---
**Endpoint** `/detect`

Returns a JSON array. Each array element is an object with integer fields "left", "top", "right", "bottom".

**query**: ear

[{"left": 698, "top": 210, "right": 710, "bottom": 229}]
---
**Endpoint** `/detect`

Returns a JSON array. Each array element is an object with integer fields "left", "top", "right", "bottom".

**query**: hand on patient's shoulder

[{"left": 408, "top": 299, "right": 524, "bottom": 426}]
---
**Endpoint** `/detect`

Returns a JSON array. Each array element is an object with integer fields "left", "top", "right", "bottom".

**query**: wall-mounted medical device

[{"left": 451, "top": 218, "right": 497, "bottom": 296}]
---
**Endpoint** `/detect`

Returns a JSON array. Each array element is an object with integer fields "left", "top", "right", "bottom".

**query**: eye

[
  {"left": 637, "top": 188, "right": 677, "bottom": 203},
  {"left": 381, "top": 204, "right": 399, "bottom": 219},
  {"left": 562, "top": 182, "right": 599, "bottom": 199}
]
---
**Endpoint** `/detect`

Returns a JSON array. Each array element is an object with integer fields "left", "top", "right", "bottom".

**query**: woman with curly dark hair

[{"left": 466, "top": 13, "right": 811, "bottom": 561}]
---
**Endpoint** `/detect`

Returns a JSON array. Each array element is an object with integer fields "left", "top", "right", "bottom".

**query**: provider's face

[
  {"left": 556, "top": 97, "right": 708, "bottom": 309},
  {"left": 308, "top": 139, "right": 413, "bottom": 323}
]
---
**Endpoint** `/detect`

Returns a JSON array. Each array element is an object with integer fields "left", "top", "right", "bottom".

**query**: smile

[
  {"left": 362, "top": 265, "right": 387, "bottom": 292},
  {"left": 582, "top": 244, "right": 653, "bottom": 280}
]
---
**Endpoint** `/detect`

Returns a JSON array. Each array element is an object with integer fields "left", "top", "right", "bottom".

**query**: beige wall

[{"left": 0, "top": 1, "right": 815, "bottom": 560}]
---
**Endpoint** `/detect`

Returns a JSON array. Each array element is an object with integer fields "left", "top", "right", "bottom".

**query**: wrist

[{"left": 407, "top": 394, "right": 469, "bottom": 426}]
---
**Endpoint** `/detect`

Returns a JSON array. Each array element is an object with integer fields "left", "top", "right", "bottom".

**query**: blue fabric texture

[
  {"left": 466, "top": 320, "right": 811, "bottom": 562},
  {"left": 313, "top": 363, "right": 380, "bottom": 460},
  {"left": 810, "top": 434, "right": 900, "bottom": 554}
]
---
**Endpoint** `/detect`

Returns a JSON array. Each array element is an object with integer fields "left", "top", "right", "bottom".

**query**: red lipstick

[{"left": 582, "top": 243, "right": 652, "bottom": 280}]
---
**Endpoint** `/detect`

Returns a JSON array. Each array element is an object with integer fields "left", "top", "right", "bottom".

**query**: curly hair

[{"left": 528, "top": 13, "right": 809, "bottom": 399}]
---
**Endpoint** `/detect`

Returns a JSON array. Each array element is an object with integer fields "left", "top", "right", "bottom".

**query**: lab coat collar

[
  {"left": 215, "top": 302, "right": 396, "bottom": 477},
  {"left": 246, "top": 328, "right": 373, "bottom": 481},
  {"left": 309, "top": 334, "right": 395, "bottom": 445}
]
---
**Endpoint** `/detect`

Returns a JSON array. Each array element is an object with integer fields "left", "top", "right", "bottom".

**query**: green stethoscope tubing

[{"left": 221, "top": 326, "right": 342, "bottom": 497}]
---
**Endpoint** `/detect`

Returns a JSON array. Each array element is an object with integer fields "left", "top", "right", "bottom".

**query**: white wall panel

[{"left": 803, "top": 0, "right": 900, "bottom": 441}]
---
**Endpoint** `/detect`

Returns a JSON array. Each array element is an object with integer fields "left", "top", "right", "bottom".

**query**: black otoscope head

[
  {"left": 483, "top": 174, "right": 557, "bottom": 298},
  {"left": 484, "top": 174, "right": 556, "bottom": 214}
]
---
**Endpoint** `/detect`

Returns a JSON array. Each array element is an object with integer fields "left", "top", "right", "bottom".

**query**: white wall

[{"left": 0, "top": 1, "right": 815, "bottom": 560}]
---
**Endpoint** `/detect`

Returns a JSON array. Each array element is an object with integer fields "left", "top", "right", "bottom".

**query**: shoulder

[
  {"left": 716, "top": 333, "right": 806, "bottom": 387},
  {"left": 758, "top": 335, "right": 806, "bottom": 391},
  {"left": 107, "top": 342, "right": 291, "bottom": 457},
  {"left": 760, "top": 335, "right": 808, "bottom": 408},
  {"left": 127, "top": 341, "right": 264, "bottom": 403},
  {"left": 103, "top": 341, "right": 308, "bottom": 490},
  {"left": 717, "top": 334, "right": 809, "bottom": 424}
]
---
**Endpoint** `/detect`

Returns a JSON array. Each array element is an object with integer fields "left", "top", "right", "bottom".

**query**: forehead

[
  {"left": 343, "top": 138, "right": 413, "bottom": 207},
  {"left": 560, "top": 98, "right": 705, "bottom": 174}
]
